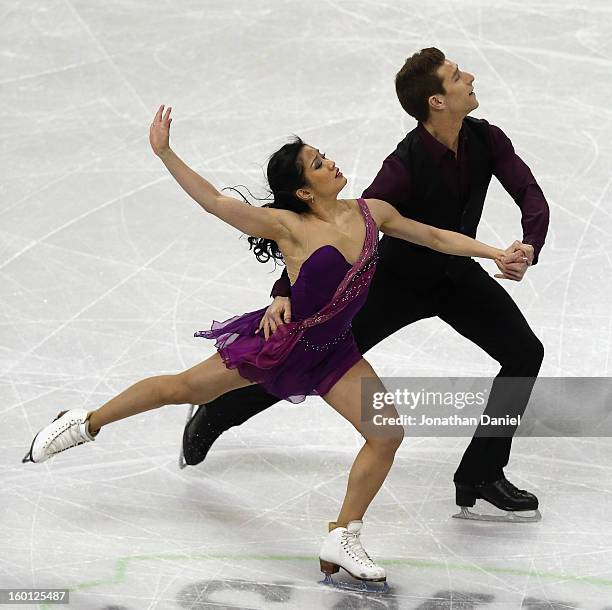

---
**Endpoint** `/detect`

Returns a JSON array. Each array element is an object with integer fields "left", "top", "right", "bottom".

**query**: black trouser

[{"left": 198, "top": 258, "right": 544, "bottom": 484}]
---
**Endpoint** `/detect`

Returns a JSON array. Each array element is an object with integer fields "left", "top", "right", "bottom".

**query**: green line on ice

[{"left": 37, "top": 551, "right": 612, "bottom": 609}]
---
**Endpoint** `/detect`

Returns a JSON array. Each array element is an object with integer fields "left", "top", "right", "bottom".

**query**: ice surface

[{"left": 2, "top": 0, "right": 612, "bottom": 608}]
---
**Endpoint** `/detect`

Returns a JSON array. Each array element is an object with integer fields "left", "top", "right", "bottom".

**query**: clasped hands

[{"left": 497, "top": 240, "right": 534, "bottom": 281}]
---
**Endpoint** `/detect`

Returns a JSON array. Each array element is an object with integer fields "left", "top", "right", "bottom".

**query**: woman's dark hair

[
  {"left": 227, "top": 135, "right": 310, "bottom": 265},
  {"left": 395, "top": 47, "right": 446, "bottom": 123}
]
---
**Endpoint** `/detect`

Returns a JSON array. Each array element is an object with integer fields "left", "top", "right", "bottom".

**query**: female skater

[{"left": 24, "top": 105, "right": 528, "bottom": 588}]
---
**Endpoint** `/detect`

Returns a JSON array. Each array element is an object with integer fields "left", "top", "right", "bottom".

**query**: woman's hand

[
  {"left": 255, "top": 296, "right": 292, "bottom": 341},
  {"left": 149, "top": 104, "right": 172, "bottom": 157},
  {"left": 495, "top": 240, "right": 533, "bottom": 281}
]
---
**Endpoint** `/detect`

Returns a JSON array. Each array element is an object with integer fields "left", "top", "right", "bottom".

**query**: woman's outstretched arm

[
  {"left": 367, "top": 198, "right": 525, "bottom": 262},
  {"left": 150, "top": 105, "right": 293, "bottom": 241}
]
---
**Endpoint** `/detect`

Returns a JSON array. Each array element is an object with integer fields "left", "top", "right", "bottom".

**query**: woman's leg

[
  {"left": 87, "top": 353, "right": 253, "bottom": 433},
  {"left": 321, "top": 358, "right": 404, "bottom": 527}
]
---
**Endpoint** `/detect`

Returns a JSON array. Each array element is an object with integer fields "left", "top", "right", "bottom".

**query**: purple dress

[{"left": 194, "top": 198, "right": 379, "bottom": 403}]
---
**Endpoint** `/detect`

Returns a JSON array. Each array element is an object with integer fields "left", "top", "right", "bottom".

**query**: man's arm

[
  {"left": 257, "top": 266, "right": 291, "bottom": 340},
  {"left": 487, "top": 122, "right": 550, "bottom": 265},
  {"left": 362, "top": 153, "right": 411, "bottom": 208},
  {"left": 270, "top": 267, "right": 291, "bottom": 298}
]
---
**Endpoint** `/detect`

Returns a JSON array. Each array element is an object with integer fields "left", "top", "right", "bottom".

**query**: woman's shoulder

[
  {"left": 268, "top": 207, "right": 308, "bottom": 251},
  {"left": 362, "top": 197, "right": 394, "bottom": 228},
  {"left": 267, "top": 205, "right": 303, "bottom": 225}
]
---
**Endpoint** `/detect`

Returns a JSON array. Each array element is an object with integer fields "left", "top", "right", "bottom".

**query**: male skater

[{"left": 181, "top": 47, "right": 549, "bottom": 521}]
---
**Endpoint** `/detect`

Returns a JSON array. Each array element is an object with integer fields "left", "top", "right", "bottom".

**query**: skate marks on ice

[
  {"left": 92, "top": 581, "right": 605, "bottom": 610},
  {"left": 174, "top": 582, "right": 611, "bottom": 609},
  {"left": 176, "top": 581, "right": 486, "bottom": 609},
  {"left": 33, "top": 552, "right": 612, "bottom": 610},
  {"left": 177, "top": 579, "right": 293, "bottom": 607}
]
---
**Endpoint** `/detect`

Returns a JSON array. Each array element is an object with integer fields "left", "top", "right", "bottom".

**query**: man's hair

[{"left": 395, "top": 47, "right": 446, "bottom": 123}]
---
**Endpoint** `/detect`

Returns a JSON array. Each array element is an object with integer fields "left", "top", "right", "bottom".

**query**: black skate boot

[
  {"left": 453, "top": 476, "right": 541, "bottom": 522},
  {"left": 179, "top": 405, "right": 225, "bottom": 469}
]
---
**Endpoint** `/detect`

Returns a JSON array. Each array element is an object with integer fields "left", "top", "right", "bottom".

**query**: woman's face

[{"left": 297, "top": 144, "right": 348, "bottom": 203}]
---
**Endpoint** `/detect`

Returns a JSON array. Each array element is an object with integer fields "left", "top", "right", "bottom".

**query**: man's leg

[
  {"left": 437, "top": 260, "right": 543, "bottom": 512},
  {"left": 181, "top": 383, "right": 281, "bottom": 466},
  {"left": 352, "top": 264, "right": 438, "bottom": 355}
]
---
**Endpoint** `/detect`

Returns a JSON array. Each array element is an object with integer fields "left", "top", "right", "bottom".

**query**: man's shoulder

[
  {"left": 368, "top": 148, "right": 411, "bottom": 175},
  {"left": 393, "top": 124, "right": 425, "bottom": 165},
  {"left": 464, "top": 115, "right": 493, "bottom": 133},
  {"left": 395, "top": 122, "right": 421, "bottom": 146},
  {"left": 463, "top": 116, "right": 511, "bottom": 157},
  {"left": 464, "top": 115, "right": 508, "bottom": 138},
  {"left": 464, "top": 115, "right": 490, "bottom": 125},
  {"left": 465, "top": 116, "right": 514, "bottom": 156}
]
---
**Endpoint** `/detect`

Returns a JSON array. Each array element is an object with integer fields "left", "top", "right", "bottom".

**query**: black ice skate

[
  {"left": 179, "top": 404, "right": 224, "bottom": 469},
  {"left": 453, "top": 476, "right": 541, "bottom": 523}
]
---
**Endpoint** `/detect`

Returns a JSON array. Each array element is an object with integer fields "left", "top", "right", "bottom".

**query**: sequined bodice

[
  {"left": 290, "top": 246, "right": 354, "bottom": 319},
  {"left": 288, "top": 200, "right": 378, "bottom": 345}
]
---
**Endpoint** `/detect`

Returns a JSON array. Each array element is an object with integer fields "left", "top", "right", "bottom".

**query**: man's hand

[
  {"left": 495, "top": 240, "right": 534, "bottom": 282},
  {"left": 255, "top": 296, "right": 292, "bottom": 340}
]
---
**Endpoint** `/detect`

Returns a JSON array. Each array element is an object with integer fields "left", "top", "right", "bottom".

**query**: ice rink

[{"left": 2, "top": 0, "right": 612, "bottom": 608}]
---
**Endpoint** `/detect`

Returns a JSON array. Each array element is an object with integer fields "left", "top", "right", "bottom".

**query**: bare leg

[
  {"left": 87, "top": 353, "right": 253, "bottom": 433},
  {"left": 321, "top": 358, "right": 404, "bottom": 528}
]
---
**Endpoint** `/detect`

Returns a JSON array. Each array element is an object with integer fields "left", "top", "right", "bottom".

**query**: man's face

[{"left": 432, "top": 58, "right": 478, "bottom": 117}]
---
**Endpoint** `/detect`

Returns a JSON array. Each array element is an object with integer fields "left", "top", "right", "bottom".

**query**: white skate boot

[
  {"left": 319, "top": 520, "right": 388, "bottom": 593},
  {"left": 22, "top": 409, "right": 97, "bottom": 464}
]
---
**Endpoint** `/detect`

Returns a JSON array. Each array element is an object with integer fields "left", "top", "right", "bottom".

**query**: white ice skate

[
  {"left": 22, "top": 409, "right": 97, "bottom": 464},
  {"left": 319, "top": 520, "right": 389, "bottom": 593}
]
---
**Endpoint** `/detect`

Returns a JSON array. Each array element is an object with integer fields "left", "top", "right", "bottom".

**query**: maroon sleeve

[
  {"left": 487, "top": 122, "right": 550, "bottom": 265},
  {"left": 362, "top": 153, "right": 411, "bottom": 208},
  {"left": 270, "top": 267, "right": 291, "bottom": 298}
]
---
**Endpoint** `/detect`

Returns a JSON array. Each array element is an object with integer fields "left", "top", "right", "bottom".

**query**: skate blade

[
  {"left": 319, "top": 573, "right": 389, "bottom": 594},
  {"left": 178, "top": 404, "right": 196, "bottom": 470},
  {"left": 22, "top": 449, "right": 33, "bottom": 464},
  {"left": 453, "top": 505, "right": 542, "bottom": 523},
  {"left": 22, "top": 430, "right": 41, "bottom": 464}
]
